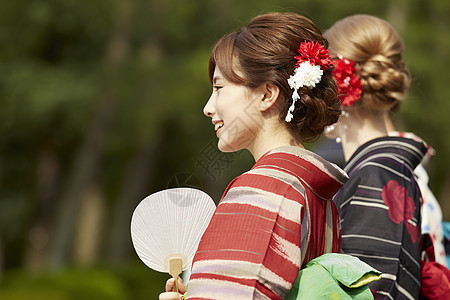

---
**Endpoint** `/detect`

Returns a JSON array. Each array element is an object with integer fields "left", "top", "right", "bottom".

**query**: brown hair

[
  {"left": 324, "top": 14, "right": 410, "bottom": 112},
  {"left": 208, "top": 12, "right": 341, "bottom": 142}
]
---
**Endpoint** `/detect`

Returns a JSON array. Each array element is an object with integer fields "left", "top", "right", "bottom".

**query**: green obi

[{"left": 285, "top": 253, "right": 381, "bottom": 300}]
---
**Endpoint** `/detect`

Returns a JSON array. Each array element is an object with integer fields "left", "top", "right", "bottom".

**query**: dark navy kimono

[{"left": 334, "top": 136, "right": 427, "bottom": 300}]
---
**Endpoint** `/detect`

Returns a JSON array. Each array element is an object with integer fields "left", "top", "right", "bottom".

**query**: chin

[{"left": 217, "top": 140, "right": 244, "bottom": 153}]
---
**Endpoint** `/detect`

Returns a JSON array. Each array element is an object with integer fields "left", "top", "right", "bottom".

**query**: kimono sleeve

[{"left": 187, "top": 173, "right": 305, "bottom": 299}]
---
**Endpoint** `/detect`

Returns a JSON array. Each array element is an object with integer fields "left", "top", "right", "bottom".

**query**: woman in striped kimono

[
  {"left": 161, "top": 12, "right": 350, "bottom": 299},
  {"left": 324, "top": 15, "right": 428, "bottom": 299}
]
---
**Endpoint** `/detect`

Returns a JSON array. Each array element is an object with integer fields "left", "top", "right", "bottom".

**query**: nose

[{"left": 203, "top": 94, "right": 215, "bottom": 117}]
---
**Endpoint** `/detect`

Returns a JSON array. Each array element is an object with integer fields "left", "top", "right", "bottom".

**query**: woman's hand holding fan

[
  {"left": 159, "top": 277, "right": 186, "bottom": 299},
  {"left": 130, "top": 188, "right": 216, "bottom": 298}
]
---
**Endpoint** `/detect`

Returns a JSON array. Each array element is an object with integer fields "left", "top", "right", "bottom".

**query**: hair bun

[
  {"left": 358, "top": 57, "right": 410, "bottom": 110},
  {"left": 324, "top": 14, "right": 411, "bottom": 112}
]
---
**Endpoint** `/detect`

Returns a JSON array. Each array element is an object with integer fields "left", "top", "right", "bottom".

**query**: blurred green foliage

[
  {"left": 0, "top": 262, "right": 167, "bottom": 299},
  {"left": 0, "top": 0, "right": 449, "bottom": 298}
]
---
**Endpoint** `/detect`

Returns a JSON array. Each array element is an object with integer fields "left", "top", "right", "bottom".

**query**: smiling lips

[{"left": 214, "top": 121, "right": 224, "bottom": 132}]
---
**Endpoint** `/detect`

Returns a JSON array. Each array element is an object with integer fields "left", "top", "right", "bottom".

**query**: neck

[
  {"left": 339, "top": 109, "right": 389, "bottom": 161},
  {"left": 248, "top": 117, "right": 303, "bottom": 161}
]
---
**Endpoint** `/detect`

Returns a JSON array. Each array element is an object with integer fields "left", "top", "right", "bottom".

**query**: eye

[{"left": 213, "top": 85, "right": 223, "bottom": 91}]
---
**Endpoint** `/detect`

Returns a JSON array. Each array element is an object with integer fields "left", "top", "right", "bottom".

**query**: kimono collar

[
  {"left": 344, "top": 136, "right": 428, "bottom": 174},
  {"left": 254, "top": 146, "right": 348, "bottom": 201}
]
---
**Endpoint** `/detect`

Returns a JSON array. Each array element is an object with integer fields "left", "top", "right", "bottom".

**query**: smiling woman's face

[{"left": 203, "top": 68, "right": 264, "bottom": 153}]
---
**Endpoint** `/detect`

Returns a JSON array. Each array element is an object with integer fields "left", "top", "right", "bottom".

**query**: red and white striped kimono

[{"left": 187, "top": 146, "right": 348, "bottom": 299}]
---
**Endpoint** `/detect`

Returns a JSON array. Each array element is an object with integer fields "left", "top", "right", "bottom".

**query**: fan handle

[{"left": 169, "top": 257, "right": 183, "bottom": 292}]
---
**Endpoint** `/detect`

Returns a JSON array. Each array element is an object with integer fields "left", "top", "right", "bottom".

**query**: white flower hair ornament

[{"left": 285, "top": 41, "right": 332, "bottom": 122}]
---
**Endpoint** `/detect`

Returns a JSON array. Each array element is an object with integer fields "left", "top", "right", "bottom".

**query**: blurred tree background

[{"left": 0, "top": 0, "right": 448, "bottom": 298}]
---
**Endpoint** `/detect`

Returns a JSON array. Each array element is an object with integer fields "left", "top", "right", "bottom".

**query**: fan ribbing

[{"left": 130, "top": 188, "right": 216, "bottom": 273}]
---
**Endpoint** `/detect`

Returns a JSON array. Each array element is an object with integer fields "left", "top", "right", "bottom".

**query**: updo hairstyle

[
  {"left": 324, "top": 14, "right": 410, "bottom": 112},
  {"left": 208, "top": 12, "right": 341, "bottom": 143}
]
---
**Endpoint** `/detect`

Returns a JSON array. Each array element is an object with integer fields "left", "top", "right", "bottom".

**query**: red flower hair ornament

[
  {"left": 286, "top": 41, "right": 332, "bottom": 122},
  {"left": 331, "top": 57, "right": 362, "bottom": 107},
  {"left": 294, "top": 41, "right": 332, "bottom": 70}
]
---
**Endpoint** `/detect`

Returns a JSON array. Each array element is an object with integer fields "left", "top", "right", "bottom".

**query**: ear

[{"left": 259, "top": 83, "right": 280, "bottom": 112}]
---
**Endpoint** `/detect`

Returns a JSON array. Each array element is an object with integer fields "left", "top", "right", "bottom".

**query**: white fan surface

[{"left": 131, "top": 187, "right": 216, "bottom": 273}]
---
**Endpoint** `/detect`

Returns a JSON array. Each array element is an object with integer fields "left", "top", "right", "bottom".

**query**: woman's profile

[{"left": 160, "top": 12, "right": 378, "bottom": 299}]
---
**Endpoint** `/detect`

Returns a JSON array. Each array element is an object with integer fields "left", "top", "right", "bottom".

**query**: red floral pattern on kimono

[{"left": 382, "top": 180, "right": 418, "bottom": 243}]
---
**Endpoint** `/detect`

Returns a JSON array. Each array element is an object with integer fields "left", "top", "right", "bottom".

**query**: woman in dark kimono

[{"left": 324, "top": 14, "right": 428, "bottom": 299}]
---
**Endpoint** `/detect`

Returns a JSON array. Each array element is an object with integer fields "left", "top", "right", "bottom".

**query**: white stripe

[
  {"left": 359, "top": 185, "right": 382, "bottom": 191},
  {"left": 363, "top": 162, "right": 412, "bottom": 182},
  {"left": 271, "top": 233, "right": 301, "bottom": 268},
  {"left": 188, "top": 278, "right": 256, "bottom": 299},
  {"left": 254, "top": 289, "right": 271, "bottom": 299},
  {"left": 382, "top": 273, "right": 397, "bottom": 280},
  {"left": 223, "top": 186, "right": 303, "bottom": 222},
  {"left": 339, "top": 195, "right": 354, "bottom": 209},
  {"left": 345, "top": 139, "right": 423, "bottom": 171},
  {"left": 352, "top": 196, "right": 385, "bottom": 204},
  {"left": 396, "top": 282, "right": 416, "bottom": 300},
  {"left": 247, "top": 168, "right": 306, "bottom": 195},
  {"left": 324, "top": 201, "right": 334, "bottom": 253},
  {"left": 401, "top": 247, "right": 421, "bottom": 269},
  {"left": 350, "top": 200, "right": 389, "bottom": 210},
  {"left": 259, "top": 265, "right": 291, "bottom": 293},
  {"left": 377, "top": 291, "right": 394, "bottom": 300},
  {"left": 342, "top": 234, "right": 402, "bottom": 246},
  {"left": 300, "top": 193, "right": 310, "bottom": 265},
  {"left": 347, "top": 152, "right": 415, "bottom": 176},
  {"left": 340, "top": 195, "right": 385, "bottom": 210},
  {"left": 399, "top": 264, "right": 420, "bottom": 286},
  {"left": 191, "top": 259, "right": 259, "bottom": 278}
]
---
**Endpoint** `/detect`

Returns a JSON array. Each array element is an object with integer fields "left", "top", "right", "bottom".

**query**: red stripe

[
  {"left": 194, "top": 204, "right": 276, "bottom": 264},
  {"left": 194, "top": 249, "right": 262, "bottom": 263},
  {"left": 255, "top": 152, "right": 343, "bottom": 199},
  {"left": 272, "top": 217, "right": 301, "bottom": 246},
  {"left": 189, "top": 272, "right": 256, "bottom": 287},
  {"left": 302, "top": 189, "right": 327, "bottom": 265},
  {"left": 256, "top": 280, "right": 282, "bottom": 299},
  {"left": 217, "top": 203, "right": 303, "bottom": 247},
  {"left": 331, "top": 203, "right": 341, "bottom": 252},
  {"left": 263, "top": 240, "right": 299, "bottom": 282}
]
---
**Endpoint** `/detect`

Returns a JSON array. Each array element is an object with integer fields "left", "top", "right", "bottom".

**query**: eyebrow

[{"left": 212, "top": 76, "right": 222, "bottom": 85}]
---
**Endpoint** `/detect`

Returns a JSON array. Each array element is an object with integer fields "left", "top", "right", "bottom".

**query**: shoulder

[
  {"left": 227, "top": 166, "right": 306, "bottom": 201},
  {"left": 217, "top": 165, "right": 307, "bottom": 220},
  {"left": 346, "top": 150, "right": 416, "bottom": 186}
]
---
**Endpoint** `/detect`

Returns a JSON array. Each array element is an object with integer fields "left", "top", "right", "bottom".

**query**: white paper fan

[{"left": 130, "top": 187, "right": 215, "bottom": 287}]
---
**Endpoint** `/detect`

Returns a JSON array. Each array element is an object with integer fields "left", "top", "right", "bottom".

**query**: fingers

[
  {"left": 159, "top": 292, "right": 182, "bottom": 300},
  {"left": 176, "top": 277, "right": 187, "bottom": 294},
  {"left": 161, "top": 277, "right": 184, "bottom": 300},
  {"left": 165, "top": 277, "right": 186, "bottom": 293},
  {"left": 165, "top": 278, "right": 175, "bottom": 292}
]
